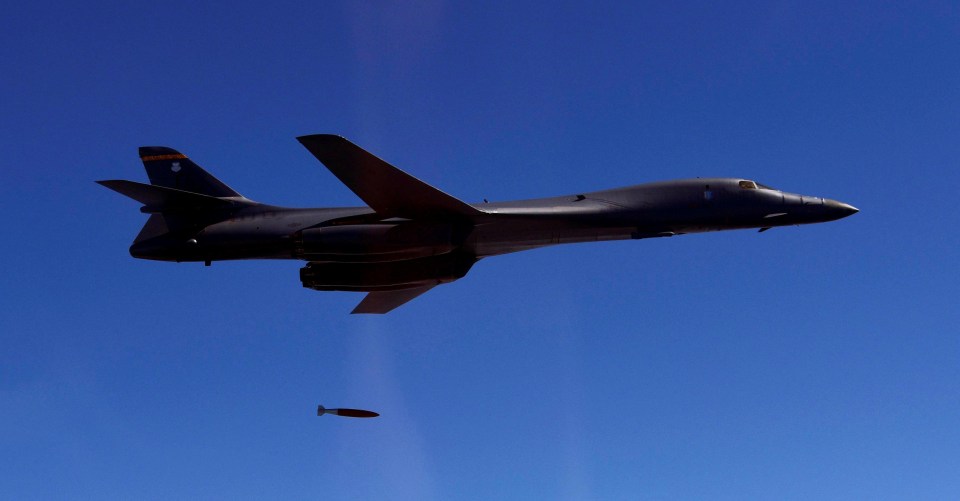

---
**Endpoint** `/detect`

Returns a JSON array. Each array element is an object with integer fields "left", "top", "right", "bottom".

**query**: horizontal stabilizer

[
  {"left": 96, "top": 180, "right": 239, "bottom": 212},
  {"left": 351, "top": 285, "right": 437, "bottom": 314},
  {"left": 297, "top": 134, "right": 484, "bottom": 220}
]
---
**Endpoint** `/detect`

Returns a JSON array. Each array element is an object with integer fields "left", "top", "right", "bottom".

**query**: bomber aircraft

[{"left": 99, "top": 135, "right": 858, "bottom": 313}]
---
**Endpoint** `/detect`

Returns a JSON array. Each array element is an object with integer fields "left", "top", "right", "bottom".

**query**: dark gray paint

[{"left": 99, "top": 134, "right": 857, "bottom": 313}]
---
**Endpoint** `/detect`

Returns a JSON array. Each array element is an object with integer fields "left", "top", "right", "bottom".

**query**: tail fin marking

[{"left": 138, "top": 146, "right": 242, "bottom": 198}]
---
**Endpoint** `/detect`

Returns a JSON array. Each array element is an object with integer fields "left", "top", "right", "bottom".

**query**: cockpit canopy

[{"left": 738, "top": 180, "right": 775, "bottom": 190}]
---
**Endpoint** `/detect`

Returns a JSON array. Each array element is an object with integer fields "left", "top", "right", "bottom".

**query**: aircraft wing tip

[
  {"left": 350, "top": 285, "right": 438, "bottom": 314},
  {"left": 296, "top": 133, "right": 345, "bottom": 145}
]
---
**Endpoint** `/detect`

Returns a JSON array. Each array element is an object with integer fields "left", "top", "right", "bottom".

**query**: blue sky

[{"left": 2, "top": 1, "right": 959, "bottom": 499}]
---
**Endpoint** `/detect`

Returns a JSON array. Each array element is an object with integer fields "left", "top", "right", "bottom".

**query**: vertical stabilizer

[{"left": 139, "top": 146, "right": 242, "bottom": 198}]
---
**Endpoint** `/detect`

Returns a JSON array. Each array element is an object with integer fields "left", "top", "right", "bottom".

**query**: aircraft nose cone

[{"left": 825, "top": 199, "right": 859, "bottom": 219}]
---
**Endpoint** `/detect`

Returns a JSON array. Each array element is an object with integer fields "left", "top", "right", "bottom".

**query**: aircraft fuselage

[
  {"left": 100, "top": 135, "right": 857, "bottom": 313},
  {"left": 131, "top": 177, "right": 856, "bottom": 263}
]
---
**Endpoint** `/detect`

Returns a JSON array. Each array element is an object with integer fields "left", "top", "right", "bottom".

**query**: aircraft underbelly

[{"left": 467, "top": 224, "right": 636, "bottom": 257}]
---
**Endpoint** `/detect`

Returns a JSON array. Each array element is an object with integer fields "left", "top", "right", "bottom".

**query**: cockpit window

[{"left": 739, "top": 180, "right": 758, "bottom": 189}]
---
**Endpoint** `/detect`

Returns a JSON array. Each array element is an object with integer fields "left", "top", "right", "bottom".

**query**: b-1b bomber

[{"left": 99, "top": 134, "right": 857, "bottom": 313}]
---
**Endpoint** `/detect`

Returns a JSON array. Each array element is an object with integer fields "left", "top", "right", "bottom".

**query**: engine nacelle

[
  {"left": 293, "top": 223, "right": 458, "bottom": 262},
  {"left": 300, "top": 252, "right": 475, "bottom": 291}
]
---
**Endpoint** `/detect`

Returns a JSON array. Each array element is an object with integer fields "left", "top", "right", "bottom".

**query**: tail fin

[{"left": 139, "top": 146, "right": 242, "bottom": 198}]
